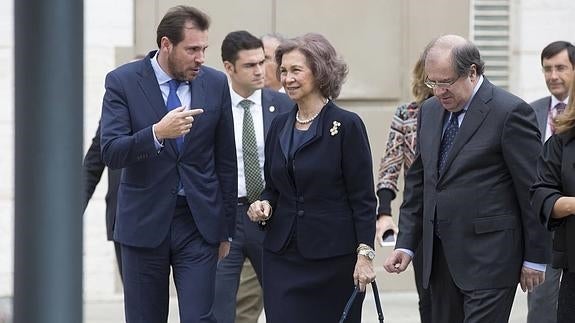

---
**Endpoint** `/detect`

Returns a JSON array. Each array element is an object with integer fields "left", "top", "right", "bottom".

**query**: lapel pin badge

[
  {"left": 269, "top": 105, "right": 276, "bottom": 113},
  {"left": 330, "top": 121, "right": 341, "bottom": 136}
]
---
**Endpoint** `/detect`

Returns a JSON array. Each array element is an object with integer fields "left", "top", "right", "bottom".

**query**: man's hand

[
  {"left": 520, "top": 266, "right": 545, "bottom": 292},
  {"left": 154, "top": 107, "right": 204, "bottom": 140},
  {"left": 375, "top": 214, "right": 398, "bottom": 247},
  {"left": 218, "top": 241, "right": 230, "bottom": 261},
  {"left": 383, "top": 250, "right": 412, "bottom": 274},
  {"left": 247, "top": 200, "right": 272, "bottom": 222}
]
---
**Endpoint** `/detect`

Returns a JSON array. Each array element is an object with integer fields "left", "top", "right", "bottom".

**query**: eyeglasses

[
  {"left": 542, "top": 65, "right": 572, "bottom": 75},
  {"left": 424, "top": 75, "right": 461, "bottom": 89}
]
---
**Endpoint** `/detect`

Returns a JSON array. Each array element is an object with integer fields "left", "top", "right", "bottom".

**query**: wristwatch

[{"left": 357, "top": 247, "right": 376, "bottom": 261}]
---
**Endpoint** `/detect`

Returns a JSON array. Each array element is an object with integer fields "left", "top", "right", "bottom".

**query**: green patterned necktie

[{"left": 240, "top": 99, "right": 264, "bottom": 203}]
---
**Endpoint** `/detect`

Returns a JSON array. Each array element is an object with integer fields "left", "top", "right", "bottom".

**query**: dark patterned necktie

[
  {"left": 438, "top": 110, "right": 464, "bottom": 171},
  {"left": 550, "top": 102, "right": 566, "bottom": 134},
  {"left": 240, "top": 99, "right": 264, "bottom": 202},
  {"left": 167, "top": 79, "right": 183, "bottom": 151}
]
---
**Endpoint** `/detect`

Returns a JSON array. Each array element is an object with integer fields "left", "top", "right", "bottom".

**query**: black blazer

[
  {"left": 83, "top": 123, "right": 120, "bottom": 240},
  {"left": 260, "top": 101, "right": 376, "bottom": 259},
  {"left": 531, "top": 127, "right": 575, "bottom": 272},
  {"left": 397, "top": 79, "right": 550, "bottom": 290}
]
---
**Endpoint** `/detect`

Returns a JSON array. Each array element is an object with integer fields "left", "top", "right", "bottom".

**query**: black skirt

[{"left": 262, "top": 239, "right": 364, "bottom": 323}]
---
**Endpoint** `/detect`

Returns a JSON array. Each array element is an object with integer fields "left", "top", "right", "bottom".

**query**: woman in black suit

[
  {"left": 247, "top": 33, "right": 377, "bottom": 323},
  {"left": 531, "top": 85, "right": 575, "bottom": 323}
]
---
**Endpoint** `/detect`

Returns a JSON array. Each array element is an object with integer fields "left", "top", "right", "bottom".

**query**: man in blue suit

[
  {"left": 100, "top": 6, "right": 237, "bottom": 323},
  {"left": 213, "top": 30, "right": 293, "bottom": 323}
]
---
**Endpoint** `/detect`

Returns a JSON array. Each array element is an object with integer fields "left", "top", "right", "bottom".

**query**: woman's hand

[
  {"left": 353, "top": 255, "right": 376, "bottom": 292},
  {"left": 247, "top": 200, "right": 272, "bottom": 222},
  {"left": 375, "top": 215, "right": 398, "bottom": 247}
]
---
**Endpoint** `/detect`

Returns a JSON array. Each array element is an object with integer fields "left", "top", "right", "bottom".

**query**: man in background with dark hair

[
  {"left": 527, "top": 40, "right": 575, "bottom": 323},
  {"left": 99, "top": 6, "right": 237, "bottom": 322},
  {"left": 232, "top": 32, "right": 289, "bottom": 323},
  {"left": 213, "top": 30, "right": 292, "bottom": 323}
]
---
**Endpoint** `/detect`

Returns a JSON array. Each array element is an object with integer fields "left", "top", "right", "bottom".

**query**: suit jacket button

[
  {"left": 298, "top": 196, "right": 304, "bottom": 202},
  {"left": 297, "top": 210, "right": 304, "bottom": 217},
  {"left": 171, "top": 189, "right": 177, "bottom": 195}
]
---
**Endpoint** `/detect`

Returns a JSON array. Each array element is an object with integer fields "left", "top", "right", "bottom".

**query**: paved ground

[{"left": 81, "top": 288, "right": 529, "bottom": 322}]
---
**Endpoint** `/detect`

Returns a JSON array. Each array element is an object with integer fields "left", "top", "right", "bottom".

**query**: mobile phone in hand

[{"left": 381, "top": 229, "right": 396, "bottom": 246}]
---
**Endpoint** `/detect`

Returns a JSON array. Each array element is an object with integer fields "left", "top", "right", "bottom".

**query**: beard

[{"left": 167, "top": 52, "right": 198, "bottom": 81}]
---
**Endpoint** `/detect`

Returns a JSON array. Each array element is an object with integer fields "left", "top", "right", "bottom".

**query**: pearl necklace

[
  {"left": 296, "top": 110, "right": 321, "bottom": 124},
  {"left": 295, "top": 98, "right": 328, "bottom": 124}
]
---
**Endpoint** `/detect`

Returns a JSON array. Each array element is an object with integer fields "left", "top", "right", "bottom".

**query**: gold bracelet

[{"left": 356, "top": 243, "right": 373, "bottom": 253}]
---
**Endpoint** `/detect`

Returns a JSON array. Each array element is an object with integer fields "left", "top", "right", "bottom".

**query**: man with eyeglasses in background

[
  {"left": 384, "top": 35, "right": 550, "bottom": 322},
  {"left": 527, "top": 40, "right": 575, "bottom": 323}
]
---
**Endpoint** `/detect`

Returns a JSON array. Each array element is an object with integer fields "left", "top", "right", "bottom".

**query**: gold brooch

[{"left": 330, "top": 121, "right": 341, "bottom": 136}]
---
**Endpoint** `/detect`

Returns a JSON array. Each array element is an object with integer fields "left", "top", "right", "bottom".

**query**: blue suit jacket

[
  {"left": 100, "top": 52, "right": 237, "bottom": 248},
  {"left": 261, "top": 88, "right": 294, "bottom": 136},
  {"left": 260, "top": 101, "right": 376, "bottom": 259},
  {"left": 531, "top": 96, "right": 551, "bottom": 141}
]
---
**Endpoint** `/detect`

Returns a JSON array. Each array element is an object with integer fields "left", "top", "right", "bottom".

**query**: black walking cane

[{"left": 339, "top": 280, "right": 384, "bottom": 323}]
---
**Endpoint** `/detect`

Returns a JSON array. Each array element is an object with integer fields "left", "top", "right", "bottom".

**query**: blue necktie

[
  {"left": 438, "top": 110, "right": 463, "bottom": 171},
  {"left": 167, "top": 79, "right": 183, "bottom": 151}
]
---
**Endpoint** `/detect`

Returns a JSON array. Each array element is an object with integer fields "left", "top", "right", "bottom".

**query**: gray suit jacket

[
  {"left": 397, "top": 79, "right": 551, "bottom": 290},
  {"left": 531, "top": 96, "right": 551, "bottom": 140}
]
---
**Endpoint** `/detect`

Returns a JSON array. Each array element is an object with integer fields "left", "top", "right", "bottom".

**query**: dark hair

[
  {"left": 451, "top": 41, "right": 485, "bottom": 77},
  {"left": 541, "top": 41, "right": 575, "bottom": 66},
  {"left": 221, "top": 30, "right": 263, "bottom": 64},
  {"left": 424, "top": 36, "right": 485, "bottom": 77},
  {"left": 275, "top": 33, "right": 348, "bottom": 99},
  {"left": 156, "top": 6, "right": 210, "bottom": 48}
]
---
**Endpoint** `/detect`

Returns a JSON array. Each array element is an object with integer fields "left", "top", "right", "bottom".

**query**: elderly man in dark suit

[
  {"left": 213, "top": 30, "right": 293, "bottom": 323},
  {"left": 384, "top": 35, "right": 550, "bottom": 323},
  {"left": 528, "top": 40, "right": 575, "bottom": 323},
  {"left": 100, "top": 6, "right": 237, "bottom": 323}
]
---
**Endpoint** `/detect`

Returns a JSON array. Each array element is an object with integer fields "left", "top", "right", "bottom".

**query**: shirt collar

[
  {"left": 459, "top": 75, "right": 484, "bottom": 113},
  {"left": 551, "top": 95, "right": 569, "bottom": 110},
  {"left": 230, "top": 87, "right": 262, "bottom": 108},
  {"left": 150, "top": 51, "right": 171, "bottom": 85}
]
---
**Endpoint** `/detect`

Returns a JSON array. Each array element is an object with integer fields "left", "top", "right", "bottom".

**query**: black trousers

[
  {"left": 429, "top": 237, "right": 516, "bottom": 323},
  {"left": 558, "top": 271, "right": 575, "bottom": 323},
  {"left": 413, "top": 241, "right": 432, "bottom": 323}
]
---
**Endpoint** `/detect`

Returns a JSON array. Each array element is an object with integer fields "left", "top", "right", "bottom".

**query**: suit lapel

[
  {"left": 137, "top": 56, "right": 168, "bottom": 121},
  {"left": 427, "top": 102, "right": 446, "bottom": 180},
  {"left": 298, "top": 103, "right": 328, "bottom": 150},
  {"left": 182, "top": 70, "right": 206, "bottom": 152},
  {"left": 261, "top": 89, "right": 276, "bottom": 137},
  {"left": 438, "top": 80, "right": 492, "bottom": 180},
  {"left": 137, "top": 54, "right": 179, "bottom": 156},
  {"left": 278, "top": 108, "right": 295, "bottom": 161},
  {"left": 535, "top": 96, "right": 551, "bottom": 135},
  {"left": 278, "top": 102, "right": 331, "bottom": 160}
]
